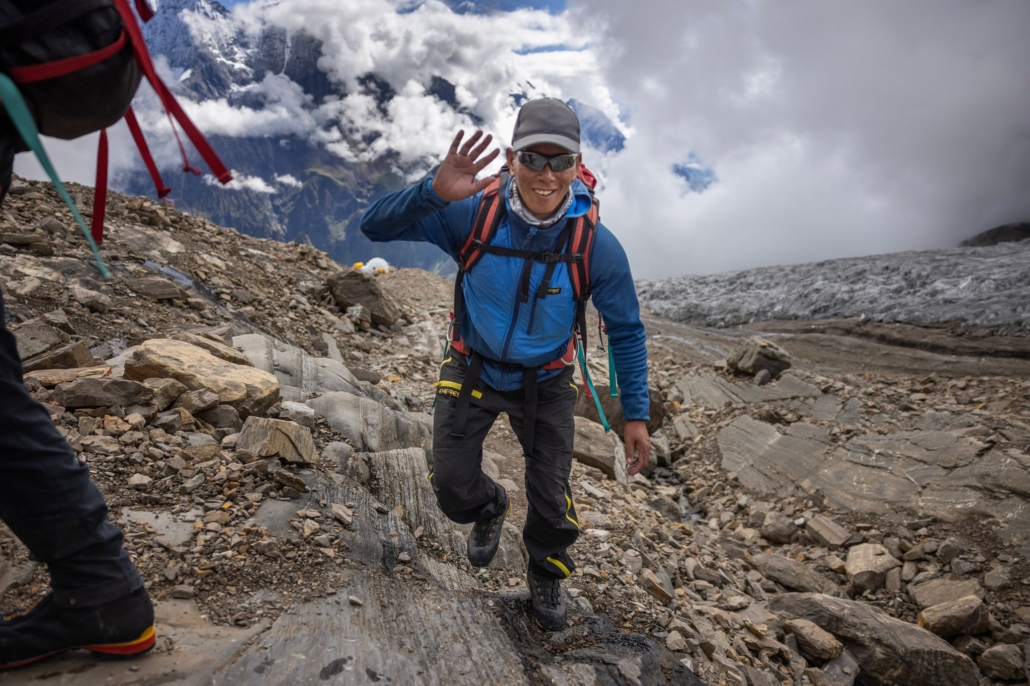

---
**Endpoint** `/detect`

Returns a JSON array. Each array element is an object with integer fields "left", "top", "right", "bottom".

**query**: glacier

[{"left": 637, "top": 240, "right": 1030, "bottom": 332}]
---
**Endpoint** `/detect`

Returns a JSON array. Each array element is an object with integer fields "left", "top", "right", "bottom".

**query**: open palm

[{"left": 431, "top": 130, "right": 501, "bottom": 203}]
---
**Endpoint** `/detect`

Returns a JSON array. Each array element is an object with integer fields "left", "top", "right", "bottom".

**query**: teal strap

[
  {"left": 607, "top": 342, "right": 619, "bottom": 398},
  {"left": 0, "top": 73, "right": 111, "bottom": 279},
  {"left": 578, "top": 340, "right": 610, "bottom": 433}
]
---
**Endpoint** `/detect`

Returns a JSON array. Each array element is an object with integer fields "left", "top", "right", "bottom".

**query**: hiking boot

[
  {"left": 527, "top": 569, "right": 567, "bottom": 631},
  {"left": 467, "top": 488, "right": 509, "bottom": 568},
  {"left": 0, "top": 587, "right": 155, "bottom": 670}
]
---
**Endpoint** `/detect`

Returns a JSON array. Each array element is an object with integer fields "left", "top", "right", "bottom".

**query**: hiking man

[{"left": 361, "top": 97, "right": 651, "bottom": 631}]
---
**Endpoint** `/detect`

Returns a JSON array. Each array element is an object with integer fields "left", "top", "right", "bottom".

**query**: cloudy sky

[{"left": 14, "top": 0, "right": 1030, "bottom": 279}]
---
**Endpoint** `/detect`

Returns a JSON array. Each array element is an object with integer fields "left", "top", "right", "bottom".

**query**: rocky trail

[{"left": 1, "top": 175, "right": 1028, "bottom": 685}]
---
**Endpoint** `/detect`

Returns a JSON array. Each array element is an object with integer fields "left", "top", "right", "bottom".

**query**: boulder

[
  {"left": 195, "top": 405, "right": 242, "bottom": 432},
  {"left": 125, "top": 276, "right": 184, "bottom": 301},
  {"left": 908, "top": 579, "right": 984, "bottom": 610},
  {"left": 573, "top": 383, "right": 665, "bottom": 436},
  {"left": 13, "top": 320, "right": 68, "bottom": 360},
  {"left": 818, "top": 648, "right": 860, "bottom": 686},
  {"left": 768, "top": 593, "right": 978, "bottom": 686},
  {"left": 22, "top": 340, "right": 95, "bottom": 372},
  {"left": 124, "top": 339, "right": 279, "bottom": 417},
  {"left": 573, "top": 416, "right": 628, "bottom": 485},
  {"left": 307, "top": 392, "right": 431, "bottom": 457},
  {"left": 172, "top": 389, "right": 221, "bottom": 414},
  {"left": 917, "top": 596, "right": 989, "bottom": 637},
  {"left": 751, "top": 553, "right": 840, "bottom": 595},
  {"left": 640, "top": 568, "right": 674, "bottom": 603},
  {"left": 143, "top": 377, "right": 187, "bottom": 410},
  {"left": 23, "top": 365, "right": 111, "bottom": 388},
  {"left": 171, "top": 332, "right": 254, "bottom": 367},
  {"left": 805, "top": 514, "right": 851, "bottom": 550},
  {"left": 52, "top": 377, "right": 153, "bottom": 409},
  {"left": 233, "top": 334, "right": 363, "bottom": 403},
  {"left": 71, "top": 285, "right": 110, "bottom": 313},
  {"left": 327, "top": 270, "right": 403, "bottom": 328},
  {"left": 784, "top": 618, "right": 843, "bottom": 660},
  {"left": 978, "top": 643, "right": 1024, "bottom": 681},
  {"left": 845, "top": 544, "right": 901, "bottom": 593},
  {"left": 280, "top": 401, "right": 316, "bottom": 429},
  {"left": 760, "top": 511, "right": 798, "bottom": 544},
  {"left": 726, "top": 336, "right": 792, "bottom": 377},
  {"left": 235, "top": 417, "right": 318, "bottom": 466}
]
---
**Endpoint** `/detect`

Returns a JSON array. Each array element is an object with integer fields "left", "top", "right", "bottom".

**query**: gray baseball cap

[{"left": 511, "top": 98, "right": 581, "bottom": 153}]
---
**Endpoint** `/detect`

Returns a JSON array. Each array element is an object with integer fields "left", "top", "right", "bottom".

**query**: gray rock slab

[
  {"left": 213, "top": 572, "right": 528, "bottom": 686},
  {"left": 908, "top": 578, "right": 984, "bottom": 609},
  {"left": 676, "top": 370, "right": 822, "bottom": 409},
  {"left": 234, "top": 333, "right": 361, "bottom": 402},
  {"left": 768, "top": 593, "right": 978, "bottom": 686},
  {"left": 307, "top": 391, "right": 431, "bottom": 457},
  {"left": 751, "top": 553, "right": 839, "bottom": 595},
  {"left": 120, "top": 508, "right": 194, "bottom": 547}
]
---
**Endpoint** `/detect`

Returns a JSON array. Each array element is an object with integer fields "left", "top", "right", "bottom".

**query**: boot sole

[{"left": 0, "top": 625, "right": 156, "bottom": 670}]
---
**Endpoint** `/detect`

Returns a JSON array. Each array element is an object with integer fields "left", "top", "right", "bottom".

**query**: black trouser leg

[
  {"left": 0, "top": 294, "right": 142, "bottom": 608},
  {"left": 506, "top": 367, "right": 580, "bottom": 580},
  {"left": 431, "top": 356, "right": 506, "bottom": 524}
]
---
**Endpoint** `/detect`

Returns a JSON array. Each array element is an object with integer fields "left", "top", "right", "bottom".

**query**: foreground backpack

[{"left": 0, "top": 0, "right": 230, "bottom": 274}]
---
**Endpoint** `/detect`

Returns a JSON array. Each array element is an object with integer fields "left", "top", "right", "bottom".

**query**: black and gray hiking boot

[
  {"left": 527, "top": 569, "right": 568, "bottom": 631},
  {"left": 467, "top": 488, "right": 509, "bottom": 568}
]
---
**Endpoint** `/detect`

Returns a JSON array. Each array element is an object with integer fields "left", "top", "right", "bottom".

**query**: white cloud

[
  {"left": 274, "top": 173, "right": 303, "bottom": 187},
  {"left": 207, "top": 171, "right": 276, "bottom": 193},
  {"left": 15, "top": 0, "right": 1030, "bottom": 280}
]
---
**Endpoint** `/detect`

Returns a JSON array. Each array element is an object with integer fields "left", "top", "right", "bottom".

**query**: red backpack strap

[
  {"left": 458, "top": 170, "right": 508, "bottom": 271},
  {"left": 568, "top": 195, "right": 599, "bottom": 302},
  {"left": 451, "top": 170, "right": 508, "bottom": 342}
]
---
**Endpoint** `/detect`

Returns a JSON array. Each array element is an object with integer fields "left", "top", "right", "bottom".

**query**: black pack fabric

[{"left": 0, "top": 0, "right": 140, "bottom": 140}]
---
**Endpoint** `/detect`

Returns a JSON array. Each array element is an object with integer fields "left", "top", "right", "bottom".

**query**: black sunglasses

[{"left": 517, "top": 151, "right": 578, "bottom": 173}]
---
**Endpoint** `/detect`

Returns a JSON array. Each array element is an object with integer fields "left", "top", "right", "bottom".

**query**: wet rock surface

[{"left": 1, "top": 175, "right": 1029, "bottom": 685}]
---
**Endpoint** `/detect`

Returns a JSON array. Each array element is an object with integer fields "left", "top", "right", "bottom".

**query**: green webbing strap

[
  {"left": 607, "top": 342, "right": 619, "bottom": 398},
  {"left": 577, "top": 339, "right": 610, "bottom": 433},
  {"left": 0, "top": 73, "right": 111, "bottom": 279}
]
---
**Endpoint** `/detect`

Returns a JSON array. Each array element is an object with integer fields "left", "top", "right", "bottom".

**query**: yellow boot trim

[
  {"left": 434, "top": 380, "right": 482, "bottom": 399},
  {"left": 564, "top": 492, "right": 580, "bottom": 529},
  {"left": 546, "top": 557, "right": 572, "bottom": 577}
]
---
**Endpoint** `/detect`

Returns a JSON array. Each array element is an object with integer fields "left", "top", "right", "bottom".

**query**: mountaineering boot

[
  {"left": 527, "top": 569, "right": 568, "bottom": 631},
  {"left": 467, "top": 487, "right": 509, "bottom": 567},
  {"left": 0, "top": 587, "right": 155, "bottom": 670}
]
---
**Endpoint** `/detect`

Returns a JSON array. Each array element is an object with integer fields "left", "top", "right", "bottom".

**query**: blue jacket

[{"left": 360, "top": 176, "right": 650, "bottom": 422}]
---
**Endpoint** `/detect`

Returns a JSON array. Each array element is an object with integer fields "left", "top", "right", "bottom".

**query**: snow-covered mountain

[
  {"left": 124, "top": 0, "right": 625, "bottom": 273},
  {"left": 637, "top": 241, "right": 1030, "bottom": 331}
]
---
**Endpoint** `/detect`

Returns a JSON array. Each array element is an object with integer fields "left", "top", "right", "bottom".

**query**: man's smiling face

[{"left": 506, "top": 143, "right": 581, "bottom": 220}]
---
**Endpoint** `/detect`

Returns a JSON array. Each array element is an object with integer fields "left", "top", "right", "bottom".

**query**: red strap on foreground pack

[
  {"left": 7, "top": 30, "right": 128, "bottom": 84},
  {"left": 111, "top": 0, "right": 231, "bottom": 183},
  {"left": 91, "top": 129, "right": 108, "bottom": 244}
]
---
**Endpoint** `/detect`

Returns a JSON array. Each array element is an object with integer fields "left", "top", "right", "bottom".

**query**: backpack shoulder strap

[
  {"left": 568, "top": 193, "right": 599, "bottom": 302},
  {"left": 451, "top": 169, "right": 508, "bottom": 343},
  {"left": 458, "top": 169, "right": 508, "bottom": 272}
]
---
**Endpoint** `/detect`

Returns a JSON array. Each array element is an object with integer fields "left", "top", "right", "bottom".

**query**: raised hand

[{"left": 431, "top": 130, "right": 501, "bottom": 203}]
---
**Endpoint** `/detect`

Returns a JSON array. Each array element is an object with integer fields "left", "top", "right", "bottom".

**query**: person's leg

[
  {"left": 506, "top": 367, "right": 580, "bottom": 579},
  {"left": 0, "top": 292, "right": 153, "bottom": 668},
  {"left": 0, "top": 118, "right": 22, "bottom": 205},
  {"left": 431, "top": 355, "right": 507, "bottom": 524}
]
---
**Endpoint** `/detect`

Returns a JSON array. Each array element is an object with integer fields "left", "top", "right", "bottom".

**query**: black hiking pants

[
  {"left": 0, "top": 292, "right": 143, "bottom": 608},
  {"left": 432, "top": 354, "right": 580, "bottom": 580}
]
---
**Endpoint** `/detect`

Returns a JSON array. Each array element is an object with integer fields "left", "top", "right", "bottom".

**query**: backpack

[
  {"left": 445, "top": 164, "right": 616, "bottom": 432},
  {"left": 0, "top": 0, "right": 230, "bottom": 275}
]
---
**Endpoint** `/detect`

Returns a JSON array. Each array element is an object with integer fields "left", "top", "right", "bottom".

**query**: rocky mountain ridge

[{"left": 1, "top": 175, "right": 1029, "bottom": 685}]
